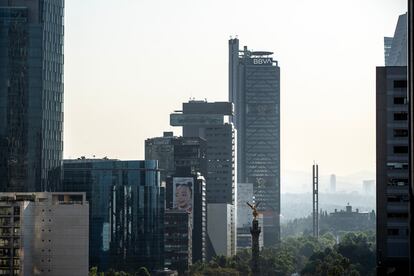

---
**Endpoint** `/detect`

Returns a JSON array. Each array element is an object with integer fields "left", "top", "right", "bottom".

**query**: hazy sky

[{"left": 64, "top": 0, "right": 407, "bottom": 177}]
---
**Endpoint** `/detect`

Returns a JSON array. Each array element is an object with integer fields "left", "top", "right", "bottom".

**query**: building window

[
  {"left": 393, "top": 146, "right": 408, "bottom": 154},
  {"left": 393, "top": 129, "right": 408, "bottom": 137},
  {"left": 387, "top": 195, "right": 409, "bottom": 203},
  {"left": 388, "top": 177, "right": 408, "bottom": 186},
  {"left": 393, "top": 97, "right": 406, "bottom": 104},
  {"left": 387, "top": 213, "right": 408, "bottom": 219},
  {"left": 387, "top": 228, "right": 399, "bottom": 235},
  {"left": 394, "top": 112, "right": 408, "bottom": 121},
  {"left": 387, "top": 162, "right": 408, "bottom": 170},
  {"left": 393, "top": 80, "right": 407, "bottom": 88}
]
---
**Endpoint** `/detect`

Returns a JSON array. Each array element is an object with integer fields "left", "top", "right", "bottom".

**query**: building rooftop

[{"left": 0, "top": 192, "right": 88, "bottom": 205}]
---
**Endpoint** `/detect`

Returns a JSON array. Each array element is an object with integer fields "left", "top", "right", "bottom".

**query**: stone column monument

[{"left": 247, "top": 202, "right": 261, "bottom": 275}]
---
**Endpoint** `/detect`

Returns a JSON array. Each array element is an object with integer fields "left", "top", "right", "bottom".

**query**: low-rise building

[
  {"left": 320, "top": 204, "right": 376, "bottom": 233},
  {"left": 0, "top": 192, "right": 89, "bottom": 276}
]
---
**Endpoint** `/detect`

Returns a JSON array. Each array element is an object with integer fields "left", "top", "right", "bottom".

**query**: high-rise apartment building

[
  {"left": 63, "top": 159, "right": 165, "bottom": 272},
  {"left": 229, "top": 38, "right": 280, "bottom": 246},
  {"left": 0, "top": 192, "right": 89, "bottom": 276},
  {"left": 0, "top": 0, "right": 64, "bottom": 192},
  {"left": 376, "top": 66, "right": 409, "bottom": 275}
]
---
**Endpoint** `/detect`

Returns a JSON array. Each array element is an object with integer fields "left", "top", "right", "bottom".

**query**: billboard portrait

[{"left": 173, "top": 177, "right": 194, "bottom": 213}]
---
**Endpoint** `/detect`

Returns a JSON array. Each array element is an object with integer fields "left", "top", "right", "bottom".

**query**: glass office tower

[
  {"left": 63, "top": 159, "right": 165, "bottom": 272},
  {"left": 229, "top": 38, "right": 280, "bottom": 246},
  {"left": 0, "top": 0, "right": 64, "bottom": 192}
]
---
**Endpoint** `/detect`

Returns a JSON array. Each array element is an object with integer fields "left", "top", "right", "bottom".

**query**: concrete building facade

[
  {"left": 207, "top": 203, "right": 235, "bottom": 256},
  {"left": 0, "top": 192, "right": 88, "bottom": 276}
]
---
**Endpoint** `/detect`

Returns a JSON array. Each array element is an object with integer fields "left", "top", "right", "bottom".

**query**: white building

[
  {"left": 0, "top": 192, "right": 89, "bottom": 276},
  {"left": 207, "top": 204, "right": 235, "bottom": 256}
]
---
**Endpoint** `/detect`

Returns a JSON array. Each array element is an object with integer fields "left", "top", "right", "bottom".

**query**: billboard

[{"left": 173, "top": 177, "right": 194, "bottom": 214}]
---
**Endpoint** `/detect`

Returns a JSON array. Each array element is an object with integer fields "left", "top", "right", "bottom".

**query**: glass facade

[
  {"left": 0, "top": 0, "right": 64, "bottom": 192},
  {"left": 63, "top": 159, "right": 165, "bottom": 272},
  {"left": 229, "top": 38, "right": 280, "bottom": 246}
]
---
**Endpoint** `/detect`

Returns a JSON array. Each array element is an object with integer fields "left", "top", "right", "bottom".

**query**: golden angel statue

[{"left": 246, "top": 201, "right": 260, "bottom": 220}]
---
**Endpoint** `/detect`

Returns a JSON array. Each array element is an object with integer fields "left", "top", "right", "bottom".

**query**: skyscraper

[
  {"left": 408, "top": 2, "right": 413, "bottom": 274},
  {"left": 0, "top": 0, "right": 64, "bottom": 192},
  {"left": 171, "top": 101, "right": 236, "bottom": 205},
  {"left": 229, "top": 38, "right": 280, "bottom": 246},
  {"left": 384, "top": 13, "right": 407, "bottom": 67},
  {"left": 376, "top": 14, "right": 409, "bottom": 275},
  {"left": 170, "top": 100, "right": 237, "bottom": 255},
  {"left": 376, "top": 65, "right": 409, "bottom": 275}
]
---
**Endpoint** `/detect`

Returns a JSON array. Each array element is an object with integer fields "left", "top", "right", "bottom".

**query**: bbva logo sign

[{"left": 252, "top": 58, "right": 272, "bottom": 65}]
